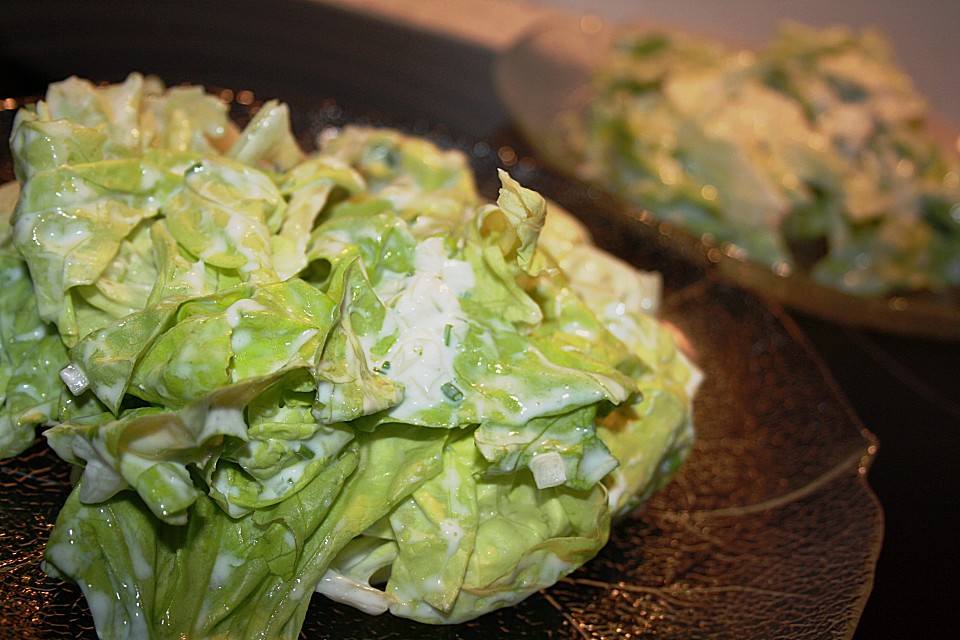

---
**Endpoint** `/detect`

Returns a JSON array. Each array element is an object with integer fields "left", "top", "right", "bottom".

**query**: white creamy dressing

[
  {"left": 209, "top": 551, "right": 245, "bottom": 588},
  {"left": 224, "top": 211, "right": 267, "bottom": 278},
  {"left": 59, "top": 174, "right": 101, "bottom": 207},
  {"left": 0, "top": 262, "right": 25, "bottom": 287},
  {"left": 196, "top": 232, "right": 229, "bottom": 263},
  {"left": 192, "top": 212, "right": 259, "bottom": 279},
  {"left": 362, "top": 236, "right": 474, "bottom": 419},
  {"left": 361, "top": 235, "right": 629, "bottom": 422},
  {"left": 228, "top": 327, "right": 253, "bottom": 351},
  {"left": 224, "top": 298, "right": 267, "bottom": 328},
  {"left": 180, "top": 259, "right": 208, "bottom": 292},
  {"left": 438, "top": 518, "right": 466, "bottom": 558},
  {"left": 115, "top": 512, "right": 156, "bottom": 582},
  {"left": 163, "top": 336, "right": 207, "bottom": 388},
  {"left": 134, "top": 163, "right": 166, "bottom": 202},
  {"left": 433, "top": 460, "right": 471, "bottom": 561},
  {"left": 196, "top": 550, "right": 247, "bottom": 623},
  {"left": 216, "top": 481, "right": 251, "bottom": 519}
]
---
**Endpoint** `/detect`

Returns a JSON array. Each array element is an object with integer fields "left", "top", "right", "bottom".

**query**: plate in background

[{"left": 494, "top": 17, "right": 960, "bottom": 340}]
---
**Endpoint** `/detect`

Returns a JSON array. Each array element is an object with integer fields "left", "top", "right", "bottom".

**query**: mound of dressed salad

[
  {"left": 565, "top": 22, "right": 960, "bottom": 298},
  {"left": 0, "top": 74, "right": 699, "bottom": 637}
]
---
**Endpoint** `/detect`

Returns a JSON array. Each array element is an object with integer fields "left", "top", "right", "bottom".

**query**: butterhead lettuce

[{"left": 1, "top": 75, "right": 699, "bottom": 638}]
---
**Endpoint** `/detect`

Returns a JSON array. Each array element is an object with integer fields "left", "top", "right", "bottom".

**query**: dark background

[{"left": 2, "top": 1, "right": 958, "bottom": 638}]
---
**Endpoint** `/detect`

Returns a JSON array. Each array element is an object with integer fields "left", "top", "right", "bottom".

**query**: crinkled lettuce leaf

[
  {"left": 384, "top": 431, "right": 611, "bottom": 623},
  {"left": 0, "top": 248, "right": 70, "bottom": 457},
  {"left": 44, "top": 443, "right": 360, "bottom": 640},
  {"left": 45, "top": 425, "right": 446, "bottom": 639}
]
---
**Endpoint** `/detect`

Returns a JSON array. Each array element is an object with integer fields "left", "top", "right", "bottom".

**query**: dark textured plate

[
  {"left": 0, "top": 92, "right": 881, "bottom": 639},
  {"left": 493, "top": 17, "right": 960, "bottom": 341}
]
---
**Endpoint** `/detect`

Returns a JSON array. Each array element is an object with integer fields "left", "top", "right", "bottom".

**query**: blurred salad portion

[
  {"left": 562, "top": 22, "right": 960, "bottom": 299},
  {"left": 0, "top": 74, "right": 699, "bottom": 638}
]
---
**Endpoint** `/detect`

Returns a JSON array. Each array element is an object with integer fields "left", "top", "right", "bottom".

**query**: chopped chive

[
  {"left": 441, "top": 382, "right": 464, "bottom": 403},
  {"left": 381, "top": 361, "right": 390, "bottom": 370},
  {"left": 295, "top": 445, "right": 315, "bottom": 461},
  {"left": 443, "top": 323, "right": 453, "bottom": 346}
]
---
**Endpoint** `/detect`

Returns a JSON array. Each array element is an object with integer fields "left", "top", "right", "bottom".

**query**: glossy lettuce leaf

[
  {"left": 162, "top": 156, "right": 285, "bottom": 280},
  {"left": 45, "top": 363, "right": 370, "bottom": 528},
  {"left": 318, "top": 427, "right": 611, "bottom": 624},
  {"left": 49, "top": 277, "right": 342, "bottom": 520},
  {"left": 488, "top": 168, "right": 546, "bottom": 274},
  {"left": 8, "top": 75, "right": 309, "bottom": 350},
  {"left": 316, "top": 125, "right": 480, "bottom": 234},
  {"left": 459, "top": 172, "right": 546, "bottom": 326},
  {"left": 145, "top": 218, "right": 222, "bottom": 304},
  {"left": 384, "top": 431, "right": 480, "bottom": 615},
  {"left": 1, "top": 182, "right": 109, "bottom": 459},
  {"left": 44, "top": 373, "right": 283, "bottom": 524},
  {"left": 312, "top": 258, "right": 404, "bottom": 424},
  {"left": 254, "top": 423, "right": 448, "bottom": 637},
  {"left": 437, "top": 473, "right": 610, "bottom": 623},
  {"left": 44, "top": 444, "right": 359, "bottom": 640},
  {"left": 474, "top": 405, "right": 619, "bottom": 491},
  {"left": 0, "top": 248, "right": 70, "bottom": 457},
  {"left": 11, "top": 156, "right": 174, "bottom": 344},
  {"left": 9, "top": 111, "right": 112, "bottom": 184},
  {"left": 226, "top": 99, "right": 305, "bottom": 172}
]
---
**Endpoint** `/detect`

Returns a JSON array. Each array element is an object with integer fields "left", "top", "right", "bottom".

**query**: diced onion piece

[
  {"left": 530, "top": 451, "right": 567, "bottom": 489},
  {"left": 315, "top": 571, "right": 392, "bottom": 615},
  {"left": 60, "top": 363, "right": 89, "bottom": 396}
]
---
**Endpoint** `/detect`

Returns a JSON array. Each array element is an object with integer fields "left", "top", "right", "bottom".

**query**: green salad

[
  {"left": 565, "top": 22, "right": 960, "bottom": 298},
  {"left": 0, "top": 74, "right": 699, "bottom": 637}
]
